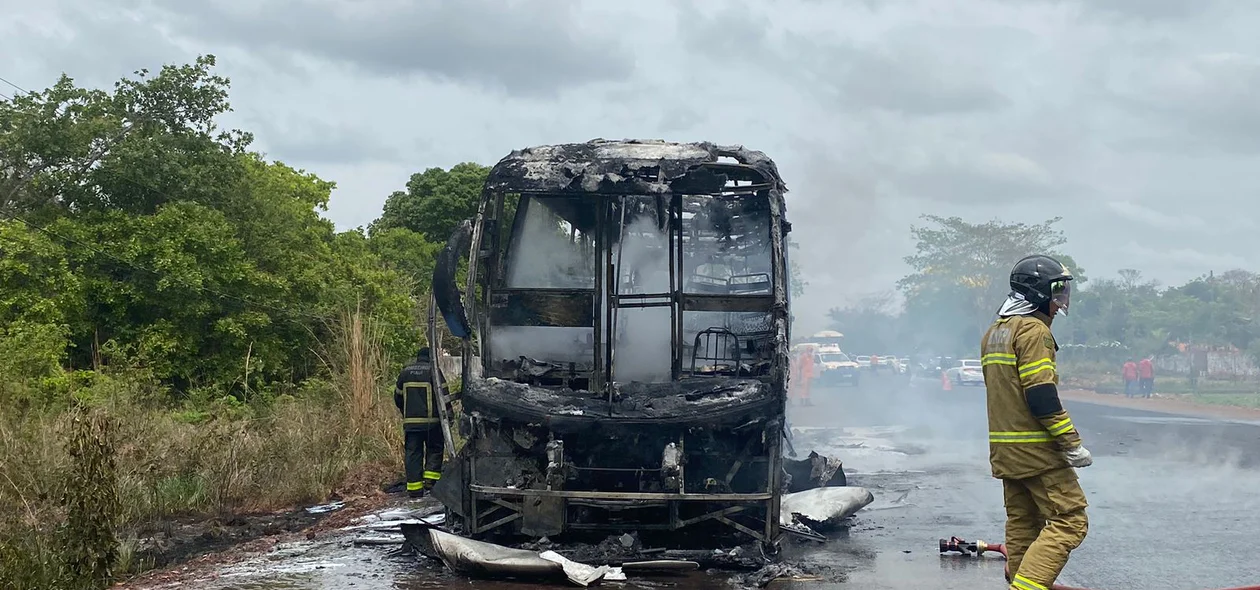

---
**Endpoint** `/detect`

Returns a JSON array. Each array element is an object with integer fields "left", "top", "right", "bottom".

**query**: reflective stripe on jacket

[
  {"left": 981, "top": 312, "right": 1083, "bottom": 480},
  {"left": 394, "top": 361, "right": 442, "bottom": 429}
]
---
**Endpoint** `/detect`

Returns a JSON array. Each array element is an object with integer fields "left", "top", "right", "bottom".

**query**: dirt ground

[
  {"left": 1060, "top": 388, "right": 1260, "bottom": 421},
  {"left": 115, "top": 489, "right": 404, "bottom": 589}
]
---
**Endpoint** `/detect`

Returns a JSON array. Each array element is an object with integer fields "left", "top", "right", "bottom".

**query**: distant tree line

[{"left": 827, "top": 215, "right": 1260, "bottom": 366}]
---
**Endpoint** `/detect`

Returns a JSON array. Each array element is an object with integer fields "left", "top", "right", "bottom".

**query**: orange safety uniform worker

[
  {"left": 1122, "top": 360, "right": 1138, "bottom": 397},
  {"left": 1138, "top": 357, "right": 1154, "bottom": 398},
  {"left": 981, "top": 255, "right": 1092, "bottom": 590},
  {"left": 789, "top": 348, "right": 816, "bottom": 404}
]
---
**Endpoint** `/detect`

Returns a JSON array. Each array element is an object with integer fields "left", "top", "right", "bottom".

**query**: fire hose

[{"left": 939, "top": 536, "right": 1260, "bottom": 590}]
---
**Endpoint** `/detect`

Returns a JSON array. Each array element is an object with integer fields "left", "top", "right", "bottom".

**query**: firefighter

[
  {"left": 981, "top": 255, "right": 1092, "bottom": 590},
  {"left": 393, "top": 347, "right": 446, "bottom": 498}
]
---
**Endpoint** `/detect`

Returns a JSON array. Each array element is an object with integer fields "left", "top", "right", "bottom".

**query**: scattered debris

[
  {"left": 621, "top": 560, "right": 700, "bottom": 573},
  {"left": 733, "top": 562, "right": 811, "bottom": 588},
  {"left": 428, "top": 529, "right": 611, "bottom": 586},
  {"left": 538, "top": 550, "right": 618, "bottom": 585},
  {"left": 352, "top": 535, "right": 405, "bottom": 546},
  {"left": 305, "top": 501, "right": 345, "bottom": 514},
  {"left": 784, "top": 451, "right": 847, "bottom": 492},
  {"left": 781, "top": 486, "right": 875, "bottom": 530},
  {"left": 782, "top": 521, "right": 827, "bottom": 543}
]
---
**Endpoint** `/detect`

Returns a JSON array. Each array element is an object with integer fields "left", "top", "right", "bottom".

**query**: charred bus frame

[{"left": 430, "top": 139, "right": 793, "bottom": 548}]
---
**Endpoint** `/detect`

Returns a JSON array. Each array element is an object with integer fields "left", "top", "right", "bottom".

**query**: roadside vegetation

[
  {"left": 829, "top": 217, "right": 1260, "bottom": 409},
  {"left": 0, "top": 56, "right": 488, "bottom": 589}
]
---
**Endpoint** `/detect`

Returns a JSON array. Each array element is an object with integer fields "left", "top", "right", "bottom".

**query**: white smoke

[{"left": 610, "top": 214, "right": 673, "bottom": 383}]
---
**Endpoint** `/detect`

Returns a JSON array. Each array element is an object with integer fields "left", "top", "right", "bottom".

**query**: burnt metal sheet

[
  {"left": 682, "top": 294, "right": 776, "bottom": 313},
  {"left": 433, "top": 219, "right": 474, "bottom": 339},
  {"left": 784, "top": 451, "right": 847, "bottom": 493},
  {"left": 484, "top": 139, "right": 788, "bottom": 196},
  {"left": 431, "top": 460, "right": 469, "bottom": 518},
  {"left": 461, "top": 377, "right": 777, "bottom": 432},
  {"left": 521, "top": 496, "right": 565, "bottom": 537},
  {"left": 428, "top": 529, "right": 609, "bottom": 585},
  {"left": 489, "top": 290, "right": 595, "bottom": 327},
  {"left": 471, "top": 485, "right": 774, "bottom": 502},
  {"left": 779, "top": 486, "right": 875, "bottom": 529}
]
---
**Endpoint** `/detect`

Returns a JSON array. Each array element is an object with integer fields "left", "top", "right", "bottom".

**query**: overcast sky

[{"left": 4, "top": 0, "right": 1259, "bottom": 333}]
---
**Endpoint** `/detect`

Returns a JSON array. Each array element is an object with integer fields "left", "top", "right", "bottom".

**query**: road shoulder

[{"left": 1060, "top": 388, "right": 1260, "bottom": 421}]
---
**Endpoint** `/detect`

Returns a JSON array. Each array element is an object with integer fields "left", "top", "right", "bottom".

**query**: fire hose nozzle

[
  {"left": 940, "top": 536, "right": 1003, "bottom": 557},
  {"left": 939, "top": 536, "right": 977, "bottom": 555}
]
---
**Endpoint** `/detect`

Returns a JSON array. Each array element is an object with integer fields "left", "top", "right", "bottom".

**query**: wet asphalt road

[
  {"left": 177, "top": 374, "right": 1260, "bottom": 590},
  {"left": 783, "top": 373, "right": 1260, "bottom": 590}
]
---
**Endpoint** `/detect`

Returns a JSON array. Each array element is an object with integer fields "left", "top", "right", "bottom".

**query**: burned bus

[{"left": 429, "top": 139, "right": 793, "bottom": 549}]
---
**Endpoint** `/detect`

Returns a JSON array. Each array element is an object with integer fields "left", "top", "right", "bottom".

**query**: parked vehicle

[
  {"left": 818, "top": 350, "right": 860, "bottom": 386},
  {"left": 945, "top": 359, "right": 984, "bottom": 386}
]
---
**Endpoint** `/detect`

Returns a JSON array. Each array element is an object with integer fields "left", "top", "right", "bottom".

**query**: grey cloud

[
  {"left": 676, "top": 3, "right": 1012, "bottom": 117},
  {"left": 147, "top": 0, "right": 634, "bottom": 97},
  {"left": 793, "top": 35, "right": 1012, "bottom": 116},
  {"left": 1080, "top": 0, "right": 1224, "bottom": 21},
  {"left": 1121, "top": 241, "right": 1251, "bottom": 275},
  {"left": 248, "top": 114, "right": 406, "bottom": 165},
  {"left": 5, "top": 4, "right": 187, "bottom": 86},
  {"left": 1107, "top": 53, "right": 1260, "bottom": 155},
  {"left": 888, "top": 149, "right": 1061, "bottom": 205},
  {"left": 1105, "top": 200, "right": 1208, "bottom": 231}
]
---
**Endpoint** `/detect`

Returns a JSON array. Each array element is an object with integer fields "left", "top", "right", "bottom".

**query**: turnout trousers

[
  {"left": 1003, "top": 467, "right": 1089, "bottom": 590},
  {"left": 404, "top": 427, "right": 444, "bottom": 494}
]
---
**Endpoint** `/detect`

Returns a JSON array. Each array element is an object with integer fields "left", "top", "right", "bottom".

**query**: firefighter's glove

[{"left": 1063, "top": 445, "right": 1093, "bottom": 468}]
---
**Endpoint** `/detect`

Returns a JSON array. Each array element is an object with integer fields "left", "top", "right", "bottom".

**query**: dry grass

[{"left": 0, "top": 308, "right": 404, "bottom": 588}]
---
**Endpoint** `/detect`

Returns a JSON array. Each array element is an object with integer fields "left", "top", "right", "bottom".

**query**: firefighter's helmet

[{"left": 1010, "top": 255, "right": 1073, "bottom": 314}]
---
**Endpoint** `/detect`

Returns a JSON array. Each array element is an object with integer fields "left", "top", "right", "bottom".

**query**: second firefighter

[{"left": 394, "top": 347, "right": 447, "bottom": 498}]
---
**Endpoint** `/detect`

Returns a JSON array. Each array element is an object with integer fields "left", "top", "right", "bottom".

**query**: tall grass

[{"left": 0, "top": 308, "right": 405, "bottom": 588}]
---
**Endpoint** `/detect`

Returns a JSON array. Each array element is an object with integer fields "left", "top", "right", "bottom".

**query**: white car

[
  {"left": 854, "top": 355, "right": 871, "bottom": 368},
  {"left": 945, "top": 359, "right": 984, "bottom": 386}
]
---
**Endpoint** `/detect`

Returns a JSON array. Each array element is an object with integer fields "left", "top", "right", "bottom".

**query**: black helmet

[
  {"left": 417, "top": 347, "right": 431, "bottom": 362},
  {"left": 1010, "top": 255, "right": 1074, "bottom": 313}
]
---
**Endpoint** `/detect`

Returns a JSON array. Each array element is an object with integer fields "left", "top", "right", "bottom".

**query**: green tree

[
  {"left": 0, "top": 222, "right": 83, "bottom": 400},
  {"left": 369, "top": 227, "right": 443, "bottom": 298},
  {"left": 1, "top": 55, "right": 250, "bottom": 219},
  {"left": 0, "top": 55, "right": 421, "bottom": 397},
  {"left": 371, "top": 163, "right": 491, "bottom": 241},
  {"left": 897, "top": 215, "right": 1084, "bottom": 353}
]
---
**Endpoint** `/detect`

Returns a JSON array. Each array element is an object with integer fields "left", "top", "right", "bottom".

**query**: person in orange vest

[
  {"left": 869, "top": 354, "right": 880, "bottom": 375},
  {"left": 789, "top": 348, "right": 816, "bottom": 406},
  {"left": 1138, "top": 357, "right": 1155, "bottom": 398},
  {"left": 1121, "top": 359, "right": 1138, "bottom": 398}
]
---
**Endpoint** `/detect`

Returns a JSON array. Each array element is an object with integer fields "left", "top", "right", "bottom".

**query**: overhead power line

[{"left": 0, "top": 75, "right": 29, "bottom": 94}]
